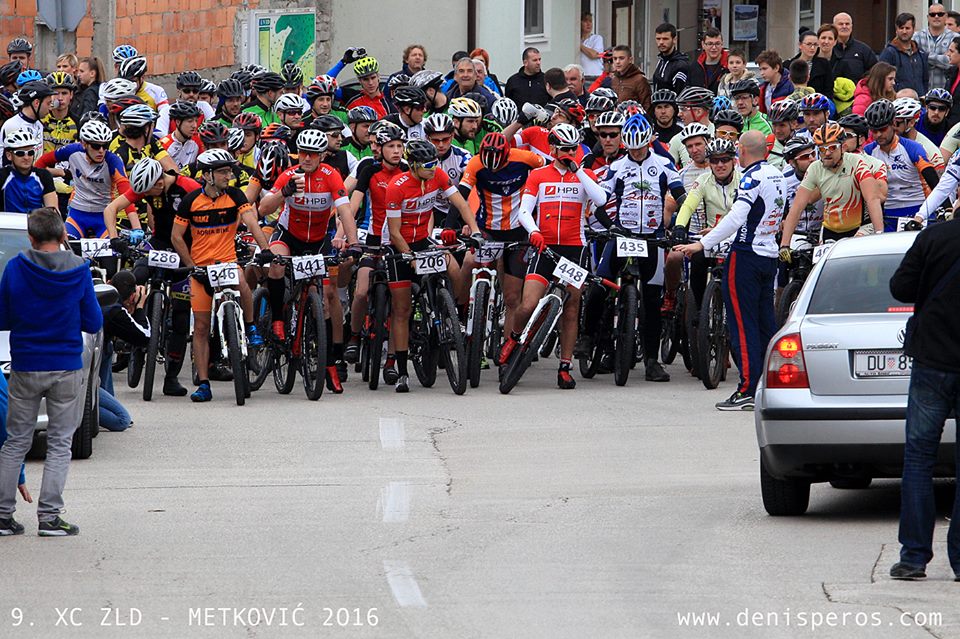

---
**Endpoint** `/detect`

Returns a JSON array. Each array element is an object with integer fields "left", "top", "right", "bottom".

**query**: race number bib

[
  {"left": 357, "top": 228, "right": 369, "bottom": 243},
  {"left": 206, "top": 263, "right": 240, "bottom": 287},
  {"left": 147, "top": 250, "right": 181, "bottom": 269},
  {"left": 476, "top": 241, "right": 504, "bottom": 263},
  {"left": 812, "top": 242, "right": 833, "bottom": 264},
  {"left": 704, "top": 239, "right": 732, "bottom": 259},
  {"left": 615, "top": 237, "right": 648, "bottom": 257},
  {"left": 80, "top": 238, "right": 112, "bottom": 258},
  {"left": 291, "top": 255, "right": 326, "bottom": 280},
  {"left": 553, "top": 257, "right": 588, "bottom": 289},
  {"left": 896, "top": 216, "right": 927, "bottom": 232},
  {"left": 414, "top": 251, "right": 445, "bottom": 275}
]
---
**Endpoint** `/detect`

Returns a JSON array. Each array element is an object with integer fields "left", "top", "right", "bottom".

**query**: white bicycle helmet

[
  {"left": 197, "top": 148, "right": 237, "bottom": 171},
  {"left": 129, "top": 157, "right": 163, "bottom": 194},
  {"left": 119, "top": 103, "right": 157, "bottom": 127},
  {"left": 227, "top": 127, "right": 245, "bottom": 152},
  {"left": 112, "top": 44, "right": 139, "bottom": 64},
  {"left": 101, "top": 78, "right": 137, "bottom": 101},
  {"left": 423, "top": 112, "right": 454, "bottom": 135},
  {"left": 594, "top": 111, "right": 626, "bottom": 129},
  {"left": 490, "top": 97, "right": 518, "bottom": 125},
  {"left": 79, "top": 120, "right": 114, "bottom": 145},
  {"left": 547, "top": 123, "right": 582, "bottom": 147},
  {"left": 3, "top": 128, "right": 40, "bottom": 149},
  {"left": 273, "top": 92, "right": 304, "bottom": 113},
  {"left": 893, "top": 97, "right": 923, "bottom": 121},
  {"left": 119, "top": 55, "right": 148, "bottom": 79},
  {"left": 448, "top": 96, "right": 482, "bottom": 119},
  {"left": 680, "top": 122, "right": 712, "bottom": 143},
  {"left": 296, "top": 127, "right": 329, "bottom": 153}
]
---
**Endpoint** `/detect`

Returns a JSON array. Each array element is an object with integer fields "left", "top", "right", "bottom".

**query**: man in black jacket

[
  {"left": 505, "top": 47, "right": 550, "bottom": 107},
  {"left": 831, "top": 12, "right": 878, "bottom": 82},
  {"left": 652, "top": 23, "right": 690, "bottom": 94},
  {"left": 888, "top": 218, "right": 960, "bottom": 581}
]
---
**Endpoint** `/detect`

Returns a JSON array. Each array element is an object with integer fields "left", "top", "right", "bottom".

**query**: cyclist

[
  {"left": 409, "top": 69, "right": 449, "bottom": 114},
  {"left": 117, "top": 56, "right": 170, "bottom": 133},
  {"left": 893, "top": 97, "right": 945, "bottom": 172},
  {"left": 112, "top": 103, "right": 178, "bottom": 229},
  {"left": 650, "top": 89, "right": 682, "bottom": 145},
  {"left": 273, "top": 92, "right": 306, "bottom": 141},
  {"left": 915, "top": 88, "right": 952, "bottom": 147},
  {"left": 838, "top": 113, "right": 889, "bottom": 204},
  {"left": 41, "top": 72, "right": 78, "bottom": 153},
  {"left": 385, "top": 139, "right": 481, "bottom": 392},
  {"left": 170, "top": 149, "right": 270, "bottom": 403},
  {"left": 159, "top": 100, "right": 201, "bottom": 169},
  {"left": 103, "top": 158, "right": 201, "bottom": 396},
  {"left": 257, "top": 128, "right": 361, "bottom": 392},
  {"left": 345, "top": 57, "right": 391, "bottom": 118},
  {"left": 231, "top": 111, "right": 262, "bottom": 171},
  {"left": 6, "top": 37, "right": 32, "bottom": 67},
  {"left": 303, "top": 75, "right": 348, "bottom": 127},
  {"left": 767, "top": 98, "right": 801, "bottom": 170},
  {"left": 501, "top": 123, "right": 607, "bottom": 389},
  {"left": 583, "top": 110, "right": 627, "bottom": 178},
  {"left": 671, "top": 123, "right": 712, "bottom": 236},
  {"left": 863, "top": 99, "right": 940, "bottom": 231},
  {"left": 448, "top": 96, "right": 485, "bottom": 154},
  {"left": 214, "top": 78, "right": 245, "bottom": 127},
  {"left": 384, "top": 86, "right": 428, "bottom": 140},
  {"left": 729, "top": 79, "right": 772, "bottom": 135},
  {"left": 798, "top": 93, "right": 831, "bottom": 136},
  {"left": 669, "top": 86, "right": 715, "bottom": 168},
  {"left": 423, "top": 113, "right": 471, "bottom": 225},
  {"left": 172, "top": 71, "right": 216, "bottom": 125},
  {"left": 280, "top": 62, "right": 304, "bottom": 97},
  {"left": 198, "top": 79, "right": 216, "bottom": 107},
  {"left": 713, "top": 109, "right": 743, "bottom": 144},
  {"left": 242, "top": 71, "right": 284, "bottom": 127},
  {"left": 589, "top": 114, "right": 685, "bottom": 383},
  {"left": 0, "top": 129, "right": 57, "bottom": 212},
  {"left": 780, "top": 122, "right": 884, "bottom": 248},
  {"left": 780, "top": 136, "right": 823, "bottom": 241},
  {"left": 675, "top": 130, "right": 787, "bottom": 410},
  {"left": 344, "top": 105, "right": 377, "bottom": 160},
  {"left": 1, "top": 81, "right": 52, "bottom": 158},
  {"left": 182, "top": 121, "right": 253, "bottom": 190},
  {"left": 110, "top": 44, "right": 138, "bottom": 77},
  {"left": 35, "top": 120, "right": 130, "bottom": 239},
  {"left": 310, "top": 114, "right": 357, "bottom": 178}
]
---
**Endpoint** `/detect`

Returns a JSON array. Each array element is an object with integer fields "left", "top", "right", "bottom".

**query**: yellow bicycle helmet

[{"left": 353, "top": 56, "right": 380, "bottom": 78}]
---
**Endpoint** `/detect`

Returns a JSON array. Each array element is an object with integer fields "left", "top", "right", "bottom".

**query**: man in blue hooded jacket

[{"left": 0, "top": 207, "right": 102, "bottom": 537}]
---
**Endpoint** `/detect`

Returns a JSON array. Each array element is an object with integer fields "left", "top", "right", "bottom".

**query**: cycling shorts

[
  {"left": 882, "top": 205, "right": 921, "bottom": 232},
  {"left": 269, "top": 225, "right": 330, "bottom": 255},
  {"left": 525, "top": 244, "right": 589, "bottom": 287},
  {"left": 190, "top": 276, "right": 214, "bottom": 313},
  {"left": 65, "top": 207, "right": 108, "bottom": 239},
  {"left": 480, "top": 227, "right": 528, "bottom": 279},
  {"left": 387, "top": 238, "right": 433, "bottom": 288}
]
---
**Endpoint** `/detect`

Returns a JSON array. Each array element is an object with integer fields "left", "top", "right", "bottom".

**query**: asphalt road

[{"left": 4, "top": 360, "right": 957, "bottom": 638}]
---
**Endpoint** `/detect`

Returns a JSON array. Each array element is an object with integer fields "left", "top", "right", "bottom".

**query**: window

[
  {"left": 807, "top": 255, "right": 905, "bottom": 315},
  {"left": 525, "top": 0, "right": 544, "bottom": 37}
]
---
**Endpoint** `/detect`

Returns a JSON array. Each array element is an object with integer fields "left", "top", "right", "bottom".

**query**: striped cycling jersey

[
  {"left": 460, "top": 148, "right": 544, "bottom": 231},
  {"left": 863, "top": 136, "right": 934, "bottom": 210},
  {"left": 782, "top": 167, "right": 823, "bottom": 235},
  {"left": 269, "top": 165, "right": 349, "bottom": 243},
  {"left": 386, "top": 170, "right": 458, "bottom": 244},
  {"left": 601, "top": 151, "right": 683, "bottom": 234},
  {"left": 35, "top": 144, "right": 129, "bottom": 212},
  {"left": 173, "top": 186, "right": 251, "bottom": 267},
  {"left": 433, "top": 146, "right": 471, "bottom": 215}
]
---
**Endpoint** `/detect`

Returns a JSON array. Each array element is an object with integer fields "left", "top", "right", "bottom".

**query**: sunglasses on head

[
  {"left": 596, "top": 131, "right": 620, "bottom": 139},
  {"left": 88, "top": 142, "right": 108, "bottom": 150},
  {"left": 11, "top": 149, "right": 35, "bottom": 157}
]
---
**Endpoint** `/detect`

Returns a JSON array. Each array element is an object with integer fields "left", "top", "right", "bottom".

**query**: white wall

[
  {"left": 329, "top": 0, "right": 468, "bottom": 77},
  {"left": 476, "top": 0, "right": 524, "bottom": 81}
]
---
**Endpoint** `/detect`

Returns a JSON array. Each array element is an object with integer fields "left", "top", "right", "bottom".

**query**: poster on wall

[
  {"left": 247, "top": 9, "right": 316, "bottom": 77},
  {"left": 702, "top": 0, "right": 722, "bottom": 32},
  {"left": 733, "top": 5, "right": 758, "bottom": 41}
]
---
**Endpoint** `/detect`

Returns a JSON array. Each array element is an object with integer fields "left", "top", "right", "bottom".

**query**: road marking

[
  {"left": 380, "top": 481, "right": 411, "bottom": 523},
  {"left": 383, "top": 560, "right": 427, "bottom": 608},
  {"left": 379, "top": 416, "right": 405, "bottom": 450}
]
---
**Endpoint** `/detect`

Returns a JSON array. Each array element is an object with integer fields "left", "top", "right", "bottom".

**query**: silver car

[
  {"left": 755, "top": 232, "right": 956, "bottom": 515},
  {"left": 0, "top": 212, "right": 105, "bottom": 459}
]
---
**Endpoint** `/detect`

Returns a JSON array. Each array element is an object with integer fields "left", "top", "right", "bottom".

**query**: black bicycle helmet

[
  {"left": 768, "top": 98, "right": 800, "bottom": 124},
  {"left": 837, "top": 113, "right": 869, "bottom": 137},
  {"left": 168, "top": 100, "right": 201, "bottom": 121},
  {"left": 864, "top": 99, "right": 896, "bottom": 129},
  {"left": 309, "top": 114, "right": 345, "bottom": 132},
  {"left": 405, "top": 139, "right": 438, "bottom": 164},
  {"left": 650, "top": 88, "right": 678, "bottom": 107},
  {"left": 0, "top": 60, "right": 22, "bottom": 86},
  {"left": 728, "top": 78, "right": 759, "bottom": 97},
  {"left": 712, "top": 109, "right": 743, "bottom": 132},
  {"left": 392, "top": 86, "right": 427, "bottom": 108},
  {"left": 217, "top": 79, "right": 244, "bottom": 99},
  {"left": 6, "top": 38, "right": 32, "bottom": 55},
  {"left": 198, "top": 120, "right": 230, "bottom": 146},
  {"left": 18, "top": 80, "right": 53, "bottom": 104},
  {"left": 782, "top": 135, "right": 816, "bottom": 161},
  {"left": 251, "top": 71, "right": 284, "bottom": 93},
  {"left": 280, "top": 62, "right": 304, "bottom": 88},
  {"left": 229, "top": 69, "right": 254, "bottom": 92},
  {"left": 675, "top": 86, "right": 714, "bottom": 109},
  {"left": 176, "top": 71, "right": 203, "bottom": 90}
]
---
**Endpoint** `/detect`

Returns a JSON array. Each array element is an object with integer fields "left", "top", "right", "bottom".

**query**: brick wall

[{"left": 0, "top": 0, "right": 38, "bottom": 51}]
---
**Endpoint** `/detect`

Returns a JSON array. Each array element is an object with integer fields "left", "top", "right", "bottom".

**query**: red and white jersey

[
  {"left": 522, "top": 164, "right": 600, "bottom": 246},
  {"left": 513, "top": 126, "right": 586, "bottom": 163},
  {"left": 386, "top": 170, "right": 458, "bottom": 244},
  {"left": 270, "top": 164, "right": 349, "bottom": 243}
]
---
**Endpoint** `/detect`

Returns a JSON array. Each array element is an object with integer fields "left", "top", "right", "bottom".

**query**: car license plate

[{"left": 854, "top": 349, "right": 912, "bottom": 378}]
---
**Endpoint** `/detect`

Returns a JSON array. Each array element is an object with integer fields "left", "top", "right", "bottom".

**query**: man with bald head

[
  {"left": 831, "top": 12, "right": 879, "bottom": 83},
  {"left": 914, "top": 4, "right": 952, "bottom": 90},
  {"left": 675, "top": 130, "right": 786, "bottom": 410}
]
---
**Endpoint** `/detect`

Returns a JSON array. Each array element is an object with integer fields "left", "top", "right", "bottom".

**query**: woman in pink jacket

[{"left": 852, "top": 62, "right": 896, "bottom": 116}]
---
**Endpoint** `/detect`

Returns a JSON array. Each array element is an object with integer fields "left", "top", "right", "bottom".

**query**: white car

[{"left": 0, "top": 212, "right": 106, "bottom": 459}]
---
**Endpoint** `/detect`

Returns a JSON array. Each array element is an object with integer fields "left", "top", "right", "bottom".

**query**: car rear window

[
  {"left": 0, "top": 228, "right": 30, "bottom": 275},
  {"left": 806, "top": 254, "right": 909, "bottom": 314}
]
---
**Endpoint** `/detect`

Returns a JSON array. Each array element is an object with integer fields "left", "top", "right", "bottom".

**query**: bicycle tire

[
  {"left": 411, "top": 296, "right": 438, "bottom": 387},
  {"left": 697, "top": 279, "right": 726, "bottom": 390},
  {"left": 142, "top": 290, "right": 165, "bottom": 401},
  {"left": 223, "top": 303, "right": 247, "bottom": 406},
  {"left": 683, "top": 283, "right": 698, "bottom": 374},
  {"left": 499, "top": 296, "right": 561, "bottom": 394},
  {"left": 578, "top": 330, "right": 602, "bottom": 379},
  {"left": 486, "top": 285, "right": 504, "bottom": 361},
  {"left": 126, "top": 344, "right": 144, "bottom": 388},
  {"left": 467, "top": 280, "right": 489, "bottom": 389},
  {"left": 248, "top": 288, "right": 274, "bottom": 391},
  {"left": 436, "top": 287, "right": 468, "bottom": 395},
  {"left": 301, "top": 291, "right": 327, "bottom": 400},
  {"left": 661, "top": 283, "right": 683, "bottom": 365},
  {"left": 614, "top": 284, "right": 638, "bottom": 386},
  {"left": 368, "top": 283, "right": 389, "bottom": 390},
  {"left": 776, "top": 279, "right": 803, "bottom": 328},
  {"left": 272, "top": 302, "right": 297, "bottom": 394}
]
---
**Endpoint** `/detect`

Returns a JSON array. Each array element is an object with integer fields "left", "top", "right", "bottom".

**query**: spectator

[
  {"left": 948, "top": 11, "right": 960, "bottom": 34},
  {"left": 943, "top": 37, "right": 960, "bottom": 127},
  {"left": 55, "top": 53, "right": 78, "bottom": 77},
  {"left": 817, "top": 24, "right": 839, "bottom": 63},
  {"left": 443, "top": 50, "right": 469, "bottom": 84},
  {"left": 505, "top": 47, "right": 550, "bottom": 107},
  {"left": 687, "top": 28, "right": 729, "bottom": 95},
  {"left": 852, "top": 62, "right": 897, "bottom": 116},
  {"left": 472, "top": 58, "right": 502, "bottom": 97},
  {"left": 544, "top": 67, "right": 576, "bottom": 104},
  {"left": 0, "top": 208, "right": 102, "bottom": 537},
  {"left": 888, "top": 207, "right": 960, "bottom": 582},
  {"left": 70, "top": 57, "right": 103, "bottom": 121},
  {"left": 756, "top": 50, "right": 794, "bottom": 114},
  {"left": 786, "top": 59, "right": 815, "bottom": 102},
  {"left": 385, "top": 43, "right": 428, "bottom": 105},
  {"left": 99, "top": 270, "right": 150, "bottom": 433},
  {"left": 469, "top": 48, "right": 501, "bottom": 88},
  {"left": 717, "top": 49, "right": 755, "bottom": 98},
  {"left": 831, "top": 12, "right": 878, "bottom": 83},
  {"left": 563, "top": 64, "right": 588, "bottom": 106},
  {"left": 652, "top": 23, "right": 690, "bottom": 94},
  {"left": 0, "top": 374, "right": 32, "bottom": 514},
  {"left": 579, "top": 12, "right": 604, "bottom": 77},
  {"left": 789, "top": 29, "right": 834, "bottom": 101},
  {"left": 914, "top": 4, "right": 951, "bottom": 91},
  {"left": 879, "top": 13, "right": 929, "bottom": 95},
  {"left": 610, "top": 45, "right": 652, "bottom": 112},
  {"left": 445, "top": 57, "right": 496, "bottom": 110},
  {"left": 587, "top": 49, "right": 614, "bottom": 92}
]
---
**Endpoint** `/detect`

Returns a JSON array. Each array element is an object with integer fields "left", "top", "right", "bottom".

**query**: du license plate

[{"left": 854, "top": 349, "right": 912, "bottom": 378}]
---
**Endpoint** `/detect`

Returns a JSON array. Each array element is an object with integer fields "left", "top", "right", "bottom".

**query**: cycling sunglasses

[
  {"left": 927, "top": 104, "right": 949, "bottom": 112},
  {"left": 415, "top": 159, "right": 440, "bottom": 169},
  {"left": 10, "top": 149, "right": 35, "bottom": 157},
  {"left": 87, "top": 143, "right": 109, "bottom": 150},
  {"left": 596, "top": 131, "right": 620, "bottom": 139},
  {"left": 708, "top": 156, "right": 734, "bottom": 164},
  {"left": 792, "top": 151, "right": 816, "bottom": 162},
  {"left": 817, "top": 143, "right": 841, "bottom": 152}
]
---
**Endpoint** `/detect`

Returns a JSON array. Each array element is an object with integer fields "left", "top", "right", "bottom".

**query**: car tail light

[{"left": 766, "top": 333, "right": 809, "bottom": 389}]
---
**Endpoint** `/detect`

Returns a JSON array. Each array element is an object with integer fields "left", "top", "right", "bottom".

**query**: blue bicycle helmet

[
  {"left": 924, "top": 87, "right": 953, "bottom": 109},
  {"left": 621, "top": 113, "right": 653, "bottom": 150},
  {"left": 112, "top": 44, "right": 139, "bottom": 64},
  {"left": 15, "top": 69, "right": 42, "bottom": 87},
  {"left": 711, "top": 95, "right": 733, "bottom": 120}
]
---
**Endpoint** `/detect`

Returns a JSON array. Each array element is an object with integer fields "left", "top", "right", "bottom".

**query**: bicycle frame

[
  {"left": 519, "top": 282, "right": 567, "bottom": 344},
  {"left": 466, "top": 265, "right": 498, "bottom": 338}
]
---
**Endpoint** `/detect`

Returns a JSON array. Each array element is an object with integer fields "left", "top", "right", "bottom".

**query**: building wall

[{"left": 477, "top": 0, "right": 524, "bottom": 80}]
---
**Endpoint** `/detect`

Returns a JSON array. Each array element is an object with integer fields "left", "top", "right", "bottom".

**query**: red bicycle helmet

[{"left": 479, "top": 132, "right": 509, "bottom": 171}]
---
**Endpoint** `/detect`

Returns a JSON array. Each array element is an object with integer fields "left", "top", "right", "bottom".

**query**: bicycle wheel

[
  {"left": 367, "top": 283, "right": 389, "bottom": 390},
  {"left": 436, "top": 287, "right": 468, "bottom": 395},
  {"left": 126, "top": 344, "right": 144, "bottom": 388},
  {"left": 486, "top": 286, "right": 504, "bottom": 361},
  {"left": 300, "top": 291, "right": 327, "bottom": 400},
  {"left": 578, "top": 334, "right": 602, "bottom": 378},
  {"left": 614, "top": 284, "right": 638, "bottom": 387},
  {"left": 142, "top": 290, "right": 165, "bottom": 401},
  {"left": 499, "top": 296, "right": 561, "bottom": 394},
  {"left": 697, "top": 279, "right": 726, "bottom": 390},
  {"left": 660, "top": 282, "right": 683, "bottom": 365},
  {"left": 223, "top": 302, "right": 247, "bottom": 406},
  {"left": 272, "top": 303, "right": 297, "bottom": 394},
  {"left": 776, "top": 279, "right": 803, "bottom": 328},
  {"left": 411, "top": 297, "right": 438, "bottom": 387},
  {"left": 683, "top": 283, "right": 698, "bottom": 374},
  {"left": 248, "top": 288, "right": 274, "bottom": 391},
  {"left": 467, "top": 279, "right": 489, "bottom": 389}
]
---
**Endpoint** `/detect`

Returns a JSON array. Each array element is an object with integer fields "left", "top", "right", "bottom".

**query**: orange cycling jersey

[
  {"left": 271, "top": 165, "right": 349, "bottom": 243},
  {"left": 385, "top": 170, "right": 458, "bottom": 244},
  {"left": 460, "top": 148, "right": 544, "bottom": 231},
  {"left": 174, "top": 186, "right": 251, "bottom": 267},
  {"left": 522, "top": 164, "right": 600, "bottom": 247}
]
